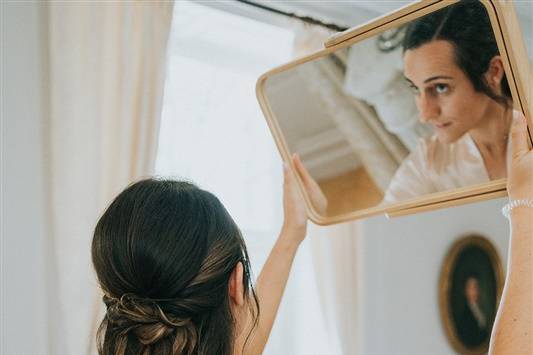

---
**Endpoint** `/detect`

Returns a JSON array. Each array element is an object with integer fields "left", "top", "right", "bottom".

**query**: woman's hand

[
  {"left": 488, "top": 110, "right": 532, "bottom": 355},
  {"left": 247, "top": 154, "right": 324, "bottom": 355},
  {"left": 292, "top": 154, "right": 328, "bottom": 215},
  {"left": 281, "top": 153, "right": 328, "bottom": 245},
  {"left": 507, "top": 110, "right": 533, "bottom": 201},
  {"left": 281, "top": 159, "right": 308, "bottom": 244}
]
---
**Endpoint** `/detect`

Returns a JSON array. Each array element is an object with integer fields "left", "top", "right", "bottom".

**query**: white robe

[{"left": 383, "top": 134, "right": 498, "bottom": 203}]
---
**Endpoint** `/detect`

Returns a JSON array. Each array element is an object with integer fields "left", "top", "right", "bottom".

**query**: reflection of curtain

[
  {"left": 293, "top": 23, "right": 359, "bottom": 355},
  {"left": 295, "top": 58, "right": 401, "bottom": 191},
  {"left": 47, "top": 2, "right": 174, "bottom": 354},
  {"left": 344, "top": 37, "right": 433, "bottom": 150}
]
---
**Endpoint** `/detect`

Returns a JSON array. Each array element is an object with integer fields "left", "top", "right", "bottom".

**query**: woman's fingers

[
  {"left": 282, "top": 162, "right": 308, "bottom": 236},
  {"left": 290, "top": 153, "right": 328, "bottom": 215},
  {"left": 510, "top": 110, "right": 530, "bottom": 160},
  {"left": 507, "top": 110, "right": 533, "bottom": 201},
  {"left": 292, "top": 153, "right": 314, "bottom": 186}
]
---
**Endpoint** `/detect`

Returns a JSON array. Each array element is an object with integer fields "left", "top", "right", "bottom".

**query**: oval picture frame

[{"left": 439, "top": 235, "right": 504, "bottom": 354}]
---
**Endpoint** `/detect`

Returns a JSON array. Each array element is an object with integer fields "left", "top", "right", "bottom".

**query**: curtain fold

[
  {"left": 293, "top": 23, "right": 361, "bottom": 355},
  {"left": 46, "top": 2, "right": 174, "bottom": 354}
]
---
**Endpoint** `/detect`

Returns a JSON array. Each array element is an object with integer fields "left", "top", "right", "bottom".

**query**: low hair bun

[{"left": 102, "top": 293, "right": 198, "bottom": 353}]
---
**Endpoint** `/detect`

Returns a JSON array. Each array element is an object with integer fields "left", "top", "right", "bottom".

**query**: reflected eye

[
  {"left": 435, "top": 84, "right": 449, "bottom": 94},
  {"left": 409, "top": 85, "right": 420, "bottom": 95}
]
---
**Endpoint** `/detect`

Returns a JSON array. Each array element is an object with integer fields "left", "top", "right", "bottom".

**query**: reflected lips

[{"left": 435, "top": 122, "right": 452, "bottom": 129}]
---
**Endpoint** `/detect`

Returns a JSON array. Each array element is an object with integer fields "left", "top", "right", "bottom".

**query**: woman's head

[
  {"left": 402, "top": 0, "right": 512, "bottom": 143},
  {"left": 92, "top": 178, "right": 258, "bottom": 355}
]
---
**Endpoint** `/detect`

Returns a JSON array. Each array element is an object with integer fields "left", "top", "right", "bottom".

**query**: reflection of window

[{"left": 155, "top": 2, "right": 333, "bottom": 354}]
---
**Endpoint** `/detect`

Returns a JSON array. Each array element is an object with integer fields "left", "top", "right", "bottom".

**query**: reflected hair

[
  {"left": 92, "top": 178, "right": 259, "bottom": 355},
  {"left": 403, "top": 0, "right": 512, "bottom": 107}
]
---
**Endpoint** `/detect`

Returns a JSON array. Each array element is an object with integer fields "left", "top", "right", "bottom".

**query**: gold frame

[
  {"left": 438, "top": 235, "right": 504, "bottom": 355},
  {"left": 256, "top": 0, "right": 533, "bottom": 225}
]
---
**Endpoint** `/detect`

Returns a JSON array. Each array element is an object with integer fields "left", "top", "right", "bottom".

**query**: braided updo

[{"left": 92, "top": 179, "right": 259, "bottom": 355}]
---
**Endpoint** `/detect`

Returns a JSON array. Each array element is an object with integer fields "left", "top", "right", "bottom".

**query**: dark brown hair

[
  {"left": 92, "top": 178, "right": 259, "bottom": 355},
  {"left": 403, "top": 0, "right": 512, "bottom": 107}
]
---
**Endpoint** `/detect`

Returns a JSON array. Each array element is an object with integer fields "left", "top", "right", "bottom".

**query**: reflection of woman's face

[{"left": 403, "top": 40, "right": 493, "bottom": 144}]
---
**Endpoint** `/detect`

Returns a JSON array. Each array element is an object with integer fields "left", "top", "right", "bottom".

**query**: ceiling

[
  {"left": 198, "top": 1, "right": 532, "bottom": 59},
  {"left": 251, "top": 0, "right": 532, "bottom": 29}
]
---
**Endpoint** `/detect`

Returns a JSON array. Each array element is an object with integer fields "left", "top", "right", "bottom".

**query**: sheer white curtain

[
  {"left": 293, "top": 23, "right": 362, "bottom": 355},
  {"left": 46, "top": 2, "right": 174, "bottom": 354},
  {"left": 156, "top": 2, "right": 337, "bottom": 354}
]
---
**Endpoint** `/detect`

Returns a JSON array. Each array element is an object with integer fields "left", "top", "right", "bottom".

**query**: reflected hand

[
  {"left": 507, "top": 110, "right": 533, "bottom": 201},
  {"left": 282, "top": 160, "right": 308, "bottom": 243},
  {"left": 292, "top": 153, "right": 328, "bottom": 216}
]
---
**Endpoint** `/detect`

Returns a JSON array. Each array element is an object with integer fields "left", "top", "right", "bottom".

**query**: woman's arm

[
  {"left": 238, "top": 155, "right": 326, "bottom": 354},
  {"left": 489, "top": 111, "right": 533, "bottom": 354}
]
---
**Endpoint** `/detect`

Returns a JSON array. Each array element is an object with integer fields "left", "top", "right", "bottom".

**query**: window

[{"left": 156, "top": 2, "right": 334, "bottom": 354}]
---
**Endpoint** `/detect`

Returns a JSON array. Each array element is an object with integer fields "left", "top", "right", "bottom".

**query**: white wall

[
  {"left": 1, "top": 2, "right": 51, "bottom": 355},
  {"left": 356, "top": 198, "right": 509, "bottom": 355}
]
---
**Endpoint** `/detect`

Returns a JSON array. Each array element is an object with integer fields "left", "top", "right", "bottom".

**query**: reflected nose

[{"left": 416, "top": 94, "right": 440, "bottom": 123}]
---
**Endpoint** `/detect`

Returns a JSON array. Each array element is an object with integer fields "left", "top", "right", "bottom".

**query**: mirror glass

[{"left": 260, "top": 0, "right": 516, "bottom": 218}]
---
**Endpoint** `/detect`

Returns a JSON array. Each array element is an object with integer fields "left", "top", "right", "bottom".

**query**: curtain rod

[{"left": 233, "top": 0, "right": 348, "bottom": 32}]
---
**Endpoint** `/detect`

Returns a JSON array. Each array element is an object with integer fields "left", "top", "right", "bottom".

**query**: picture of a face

[
  {"left": 456, "top": 275, "right": 489, "bottom": 348},
  {"left": 403, "top": 40, "right": 495, "bottom": 144},
  {"left": 465, "top": 277, "right": 481, "bottom": 305}
]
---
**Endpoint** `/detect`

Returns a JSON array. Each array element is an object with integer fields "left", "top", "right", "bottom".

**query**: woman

[
  {"left": 91, "top": 117, "right": 530, "bottom": 355},
  {"left": 383, "top": 0, "right": 513, "bottom": 203},
  {"left": 91, "top": 163, "right": 320, "bottom": 355}
]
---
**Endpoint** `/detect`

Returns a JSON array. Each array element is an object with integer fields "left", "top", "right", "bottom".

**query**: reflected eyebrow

[
  {"left": 404, "top": 75, "right": 453, "bottom": 86},
  {"left": 423, "top": 75, "right": 453, "bottom": 84}
]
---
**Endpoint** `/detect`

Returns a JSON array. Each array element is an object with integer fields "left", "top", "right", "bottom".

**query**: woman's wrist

[
  {"left": 279, "top": 223, "right": 306, "bottom": 249},
  {"left": 509, "top": 207, "right": 533, "bottom": 227},
  {"left": 502, "top": 198, "right": 533, "bottom": 218}
]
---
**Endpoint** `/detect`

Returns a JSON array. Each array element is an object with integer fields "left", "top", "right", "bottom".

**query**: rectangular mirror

[{"left": 256, "top": 0, "right": 532, "bottom": 225}]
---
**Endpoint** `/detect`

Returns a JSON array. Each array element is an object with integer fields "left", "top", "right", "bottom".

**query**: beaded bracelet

[{"left": 501, "top": 199, "right": 533, "bottom": 219}]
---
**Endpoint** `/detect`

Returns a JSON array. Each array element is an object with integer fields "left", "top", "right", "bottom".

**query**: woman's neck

[
  {"left": 469, "top": 102, "right": 512, "bottom": 157},
  {"left": 468, "top": 102, "right": 512, "bottom": 180}
]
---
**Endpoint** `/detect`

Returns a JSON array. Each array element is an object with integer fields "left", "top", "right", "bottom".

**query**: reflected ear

[
  {"left": 485, "top": 55, "right": 505, "bottom": 87},
  {"left": 229, "top": 261, "right": 245, "bottom": 306}
]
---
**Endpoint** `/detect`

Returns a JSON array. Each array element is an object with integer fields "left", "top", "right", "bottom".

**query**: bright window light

[
  {"left": 156, "top": 1, "right": 293, "bottom": 233},
  {"left": 155, "top": 2, "right": 334, "bottom": 354}
]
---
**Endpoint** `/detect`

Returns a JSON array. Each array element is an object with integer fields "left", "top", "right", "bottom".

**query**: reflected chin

[{"left": 436, "top": 130, "right": 461, "bottom": 144}]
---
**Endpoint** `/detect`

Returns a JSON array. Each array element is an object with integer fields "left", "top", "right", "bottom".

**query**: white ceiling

[
  {"left": 253, "top": 0, "right": 532, "bottom": 29},
  {"left": 255, "top": 0, "right": 412, "bottom": 28}
]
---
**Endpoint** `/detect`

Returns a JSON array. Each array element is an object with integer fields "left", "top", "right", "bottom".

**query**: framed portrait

[{"left": 439, "top": 235, "right": 504, "bottom": 355}]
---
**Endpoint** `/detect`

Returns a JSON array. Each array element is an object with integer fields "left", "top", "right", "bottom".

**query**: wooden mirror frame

[{"left": 256, "top": 0, "right": 533, "bottom": 225}]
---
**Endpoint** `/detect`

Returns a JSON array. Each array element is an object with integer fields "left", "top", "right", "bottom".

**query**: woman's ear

[
  {"left": 229, "top": 262, "right": 245, "bottom": 306},
  {"left": 485, "top": 55, "right": 505, "bottom": 88}
]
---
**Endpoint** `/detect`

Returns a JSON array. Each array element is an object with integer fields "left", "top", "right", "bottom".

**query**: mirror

[{"left": 257, "top": 0, "right": 532, "bottom": 224}]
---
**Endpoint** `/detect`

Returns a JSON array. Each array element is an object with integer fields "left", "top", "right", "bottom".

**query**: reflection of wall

[
  {"left": 264, "top": 67, "right": 363, "bottom": 182},
  {"left": 294, "top": 127, "right": 361, "bottom": 181},
  {"left": 355, "top": 198, "right": 509, "bottom": 355},
  {"left": 265, "top": 58, "right": 407, "bottom": 191}
]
